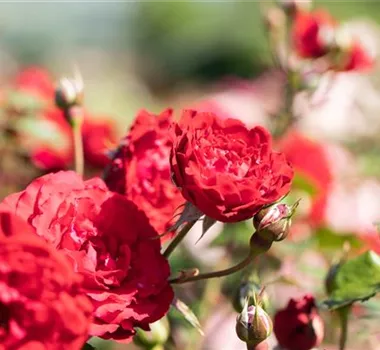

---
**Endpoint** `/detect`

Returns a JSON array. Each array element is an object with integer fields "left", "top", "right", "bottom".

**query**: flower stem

[
  {"left": 170, "top": 254, "right": 254, "bottom": 284},
  {"left": 73, "top": 120, "right": 84, "bottom": 177},
  {"left": 170, "top": 228, "right": 274, "bottom": 284},
  {"left": 163, "top": 221, "right": 196, "bottom": 258},
  {"left": 338, "top": 306, "right": 351, "bottom": 350}
]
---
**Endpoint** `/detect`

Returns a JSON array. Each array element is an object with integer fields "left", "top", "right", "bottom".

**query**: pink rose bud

[
  {"left": 253, "top": 202, "right": 297, "bottom": 241},
  {"left": 236, "top": 299, "right": 273, "bottom": 347}
]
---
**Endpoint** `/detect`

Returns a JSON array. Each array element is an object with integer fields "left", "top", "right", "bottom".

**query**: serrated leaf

[
  {"left": 322, "top": 250, "right": 380, "bottom": 310},
  {"left": 171, "top": 297, "right": 204, "bottom": 335}
]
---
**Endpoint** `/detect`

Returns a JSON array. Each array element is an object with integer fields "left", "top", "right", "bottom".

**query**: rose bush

[
  {"left": 0, "top": 171, "right": 173, "bottom": 342},
  {"left": 274, "top": 294, "right": 324, "bottom": 350},
  {"left": 105, "top": 109, "right": 184, "bottom": 237},
  {"left": 170, "top": 110, "right": 294, "bottom": 222},
  {"left": 0, "top": 211, "right": 92, "bottom": 349}
]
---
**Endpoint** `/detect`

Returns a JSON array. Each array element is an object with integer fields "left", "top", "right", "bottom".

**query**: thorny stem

[
  {"left": 170, "top": 229, "right": 274, "bottom": 284},
  {"left": 170, "top": 254, "right": 255, "bottom": 284},
  {"left": 163, "top": 220, "right": 197, "bottom": 258},
  {"left": 272, "top": 9, "right": 299, "bottom": 138}
]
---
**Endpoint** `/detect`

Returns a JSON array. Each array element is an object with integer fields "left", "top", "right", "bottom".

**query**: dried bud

[
  {"left": 277, "top": 0, "right": 312, "bottom": 16},
  {"left": 233, "top": 281, "right": 270, "bottom": 313},
  {"left": 55, "top": 74, "right": 84, "bottom": 111},
  {"left": 236, "top": 299, "right": 272, "bottom": 346},
  {"left": 134, "top": 317, "right": 170, "bottom": 349},
  {"left": 253, "top": 202, "right": 297, "bottom": 242}
]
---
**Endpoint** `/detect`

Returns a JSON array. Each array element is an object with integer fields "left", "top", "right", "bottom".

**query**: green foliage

[{"left": 322, "top": 251, "right": 380, "bottom": 310}]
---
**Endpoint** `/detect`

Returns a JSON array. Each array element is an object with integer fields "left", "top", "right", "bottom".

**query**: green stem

[
  {"left": 73, "top": 121, "right": 84, "bottom": 177},
  {"left": 170, "top": 254, "right": 254, "bottom": 284},
  {"left": 170, "top": 228, "right": 274, "bottom": 284},
  {"left": 338, "top": 306, "right": 351, "bottom": 350},
  {"left": 163, "top": 221, "right": 196, "bottom": 258}
]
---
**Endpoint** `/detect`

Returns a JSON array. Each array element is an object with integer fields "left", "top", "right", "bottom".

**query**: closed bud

[
  {"left": 134, "top": 317, "right": 170, "bottom": 349},
  {"left": 236, "top": 299, "right": 272, "bottom": 346},
  {"left": 55, "top": 74, "right": 84, "bottom": 111},
  {"left": 233, "top": 281, "right": 270, "bottom": 313},
  {"left": 253, "top": 202, "right": 298, "bottom": 242}
]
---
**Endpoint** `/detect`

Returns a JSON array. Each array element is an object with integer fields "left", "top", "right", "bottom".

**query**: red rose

[
  {"left": 170, "top": 110, "right": 293, "bottom": 222},
  {"left": 0, "top": 211, "right": 92, "bottom": 350},
  {"left": 82, "top": 116, "right": 117, "bottom": 168},
  {"left": 0, "top": 171, "right": 173, "bottom": 342},
  {"left": 274, "top": 295, "right": 324, "bottom": 350},
  {"left": 13, "top": 66, "right": 55, "bottom": 101},
  {"left": 278, "top": 131, "right": 332, "bottom": 226},
  {"left": 292, "top": 10, "right": 336, "bottom": 59},
  {"left": 105, "top": 109, "right": 184, "bottom": 237}
]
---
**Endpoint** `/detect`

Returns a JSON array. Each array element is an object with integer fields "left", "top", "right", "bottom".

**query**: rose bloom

[
  {"left": 0, "top": 171, "right": 173, "bottom": 342},
  {"left": 170, "top": 110, "right": 293, "bottom": 222},
  {"left": 0, "top": 211, "right": 92, "bottom": 349},
  {"left": 274, "top": 295, "right": 324, "bottom": 350},
  {"left": 82, "top": 116, "right": 117, "bottom": 168},
  {"left": 105, "top": 109, "right": 184, "bottom": 237},
  {"left": 292, "top": 9, "right": 336, "bottom": 59}
]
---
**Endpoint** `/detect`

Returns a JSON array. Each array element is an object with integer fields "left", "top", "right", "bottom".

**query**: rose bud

[
  {"left": 55, "top": 73, "right": 84, "bottom": 111},
  {"left": 253, "top": 202, "right": 297, "bottom": 242},
  {"left": 134, "top": 317, "right": 170, "bottom": 349},
  {"left": 236, "top": 298, "right": 273, "bottom": 347},
  {"left": 233, "top": 280, "right": 270, "bottom": 313},
  {"left": 274, "top": 295, "right": 324, "bottom": 350}
]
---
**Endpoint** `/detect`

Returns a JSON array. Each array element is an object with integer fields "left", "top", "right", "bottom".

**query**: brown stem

[
  {"left": 170, "top": 254, "right": 254, "bottom": 284},
  {"left": 170, "top": 229, "right": 274, "bottom": 284}
]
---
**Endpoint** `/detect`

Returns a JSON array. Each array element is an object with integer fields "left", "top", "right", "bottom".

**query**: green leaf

[
  {"left": 81, "top": 343, "right": 96, "bottom": 350},
  {"left": 322, "top": 250, "right": 380, "bottom": 310},
  {"left": 171, "top": 297, "right": 204, "bottom": 335}
]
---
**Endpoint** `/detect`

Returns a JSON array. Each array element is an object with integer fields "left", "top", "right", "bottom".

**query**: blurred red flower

[
  {"left": 0, "top": 171, "right": 173, "bottom": 343},
  {"left": 292, "top": 9, "right": 336, "bottom": 59},
  {"left": 170, "top": 110, "right": 293, "bottom": 222},
  {"left": 13, "top": 66, "right": 55, "bottom": 100},
  {"left": 278, "top": 131, "right": 333, "bottom": 226},
  {"left": 82, "top": 116, "right": 117, "bottom": 168},
  {"left": 105, "top": 109, "right": 184, "bottom": 238},
  {"left": 340, "top": 41, "right": 375, "bottom": 72},
  {"left": 0, "top": 211, "right": 92, "bottom": 350},
  {"left": 274, "top": 294, "right": 324, "bottom": 350}
]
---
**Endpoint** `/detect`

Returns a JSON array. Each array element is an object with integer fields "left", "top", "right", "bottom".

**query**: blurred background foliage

[{"left": 1, "top": 1, "right": 379, "bottom": 120}]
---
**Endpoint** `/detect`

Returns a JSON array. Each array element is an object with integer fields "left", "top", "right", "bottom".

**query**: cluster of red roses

[{"left": 0, "top": 93, "right": 296, "bottom": 348}]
